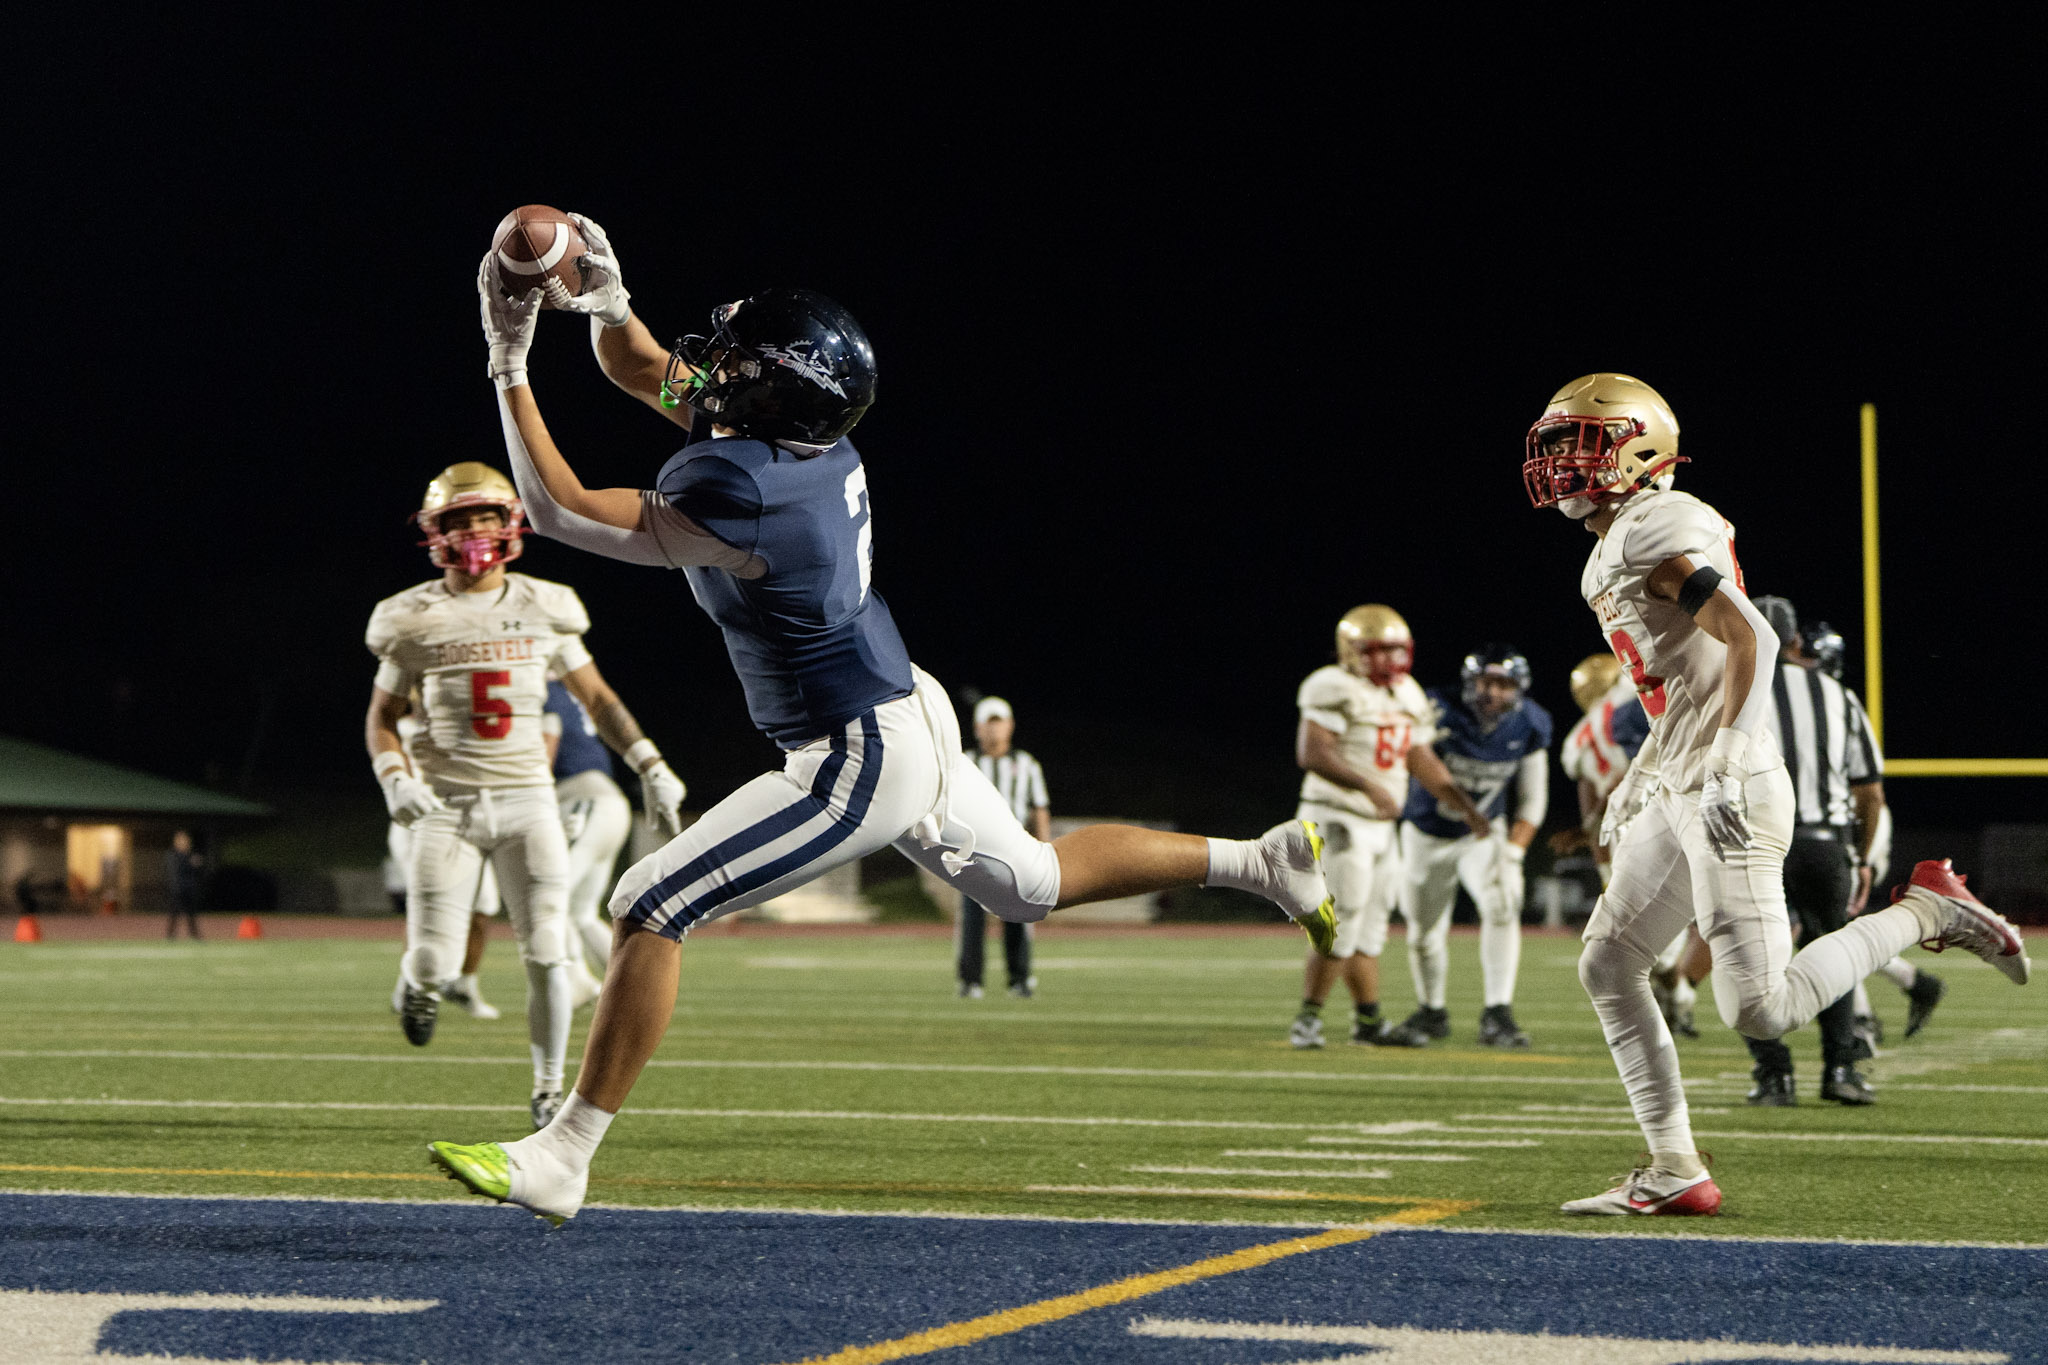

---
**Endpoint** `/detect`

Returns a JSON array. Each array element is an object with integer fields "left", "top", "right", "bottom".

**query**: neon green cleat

[
  {"left": 1296, "top": 820, "right": 1338, "bottom": 956},
  {"left": 1299, "top": 895, "right": 1338, "bottom": 957},
  {"left": 428, "top": 1138, "right": 585, "bottom": 1226}
]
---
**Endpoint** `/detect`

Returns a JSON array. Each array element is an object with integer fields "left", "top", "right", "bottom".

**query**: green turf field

[{"left": 2, "top": 928, "right": 2041, "bottom": 1242}]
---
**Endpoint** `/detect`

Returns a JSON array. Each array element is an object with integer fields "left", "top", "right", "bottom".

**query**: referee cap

[{"left": 973, "top": 696, "right": 1013, "bottom": 725}]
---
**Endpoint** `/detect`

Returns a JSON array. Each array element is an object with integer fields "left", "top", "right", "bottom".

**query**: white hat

[{"left": 973, "top": 696, "right": 1013, "bottom": 725}]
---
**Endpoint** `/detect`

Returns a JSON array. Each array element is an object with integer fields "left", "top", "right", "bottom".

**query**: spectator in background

[
  {"left": 165, "top": 830, "right": 204, "bottom": 939},
  {"left": 956, "top": 697, "right": 1049, "bottom": 999}
]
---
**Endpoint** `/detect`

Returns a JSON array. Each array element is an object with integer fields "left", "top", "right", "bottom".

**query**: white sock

[
  {"left": 526, "top": 961, "right": 571, "bottom": 1093},
  {"left": 1879, "top": 955, "right": 1917, "bottom": 991},
  {"left": 1204, "top": 837, "right": 1259, "bottom": 891},
  {"left": 1480, "top": 918, "right": 1521, "bottom": 1008},
  {"left": 1408, "top": 927, "right": 1449, "bottom": 1011},
  {"left": 1851, "top": 978, "right": 1874, "bottom": 1018},
  {"left": 455, "top": 972, "right": 483, "bottom": 999},
  {"left": 1583, "top": 942, "right": 1694, "bottom": 1156},
  {"left": 527, "top": 1091, "right": 615, "bottom": 1172},
  {"left": 1652, "top": 1148, "right": 1706, "bottom": 1179}
]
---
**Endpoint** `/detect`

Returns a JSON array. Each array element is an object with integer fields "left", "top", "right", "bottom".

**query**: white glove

[
  {"left": 1699, "top": 728, "right": 1754, "bottom": 862},
  {"left": 641, "top": 760, "right": 686, "bottom": 839},
  {"left": 560, "top": 796, "right": 592, "bottom": 844},
  {"left": 380, "top": 770, "right": 445, "bottom": 828},
  {"left": 1495, "top": 836, "right": 1528, "bottom": 915},
  {"left": 546, "top": 212, "right": 632, "bottom": 327},
  {"left": 478, "top": 251, "right": 544, "bottom": 389},
  {"left": 1600, "top": 767, "right": 1657, "bottom": 850}
]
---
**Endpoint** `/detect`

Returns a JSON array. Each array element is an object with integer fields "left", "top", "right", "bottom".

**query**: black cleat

[
  {"left": 1746, "top": 1070, "right": 1796, "bottom": 1106},
  {"left": 1904, "top": 971, "right": 1946, "bottom": 1038},
  {"left": 1401, "top": 1005, "right": 1451, "bottom": 1040},
  {"left": 1478, "top": 1004, "right": 1531, "bottom": 1049},
  {"left": 1354, "top": 1014, "right": 1427, "bottom": 1047},
  {"left": 1820, "top": 1064, "right": 1876, "bottom": 1105},
  {"left": 400, "top": 983, "right": 439, "bottom": 1047}
]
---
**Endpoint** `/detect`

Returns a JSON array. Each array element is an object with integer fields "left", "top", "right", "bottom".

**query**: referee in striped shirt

[
  {"left": 1746, "top": 596, "right": 1886, "bottom": 1107},
  {"left": 956, "top": 697, "right": 1051, "bottom": 999}
]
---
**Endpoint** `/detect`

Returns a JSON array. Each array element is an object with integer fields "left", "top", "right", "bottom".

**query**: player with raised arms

[
  {"left": 366, "top": 463, "right": 686, "bottom": 1127},
  {"left": 1524, "top": 373, "right": 2031, "bottom": 1216},
  {"left": 427, "top": 215, "right": 1340, "bottom": 1224}
]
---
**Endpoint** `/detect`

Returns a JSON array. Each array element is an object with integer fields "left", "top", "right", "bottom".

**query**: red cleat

[{"left": 1894, "top": 859, "right": 2031, "bottom": 986}]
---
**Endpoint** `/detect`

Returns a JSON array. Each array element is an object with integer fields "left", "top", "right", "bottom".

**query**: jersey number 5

[
  {"left": 1607, "top": 631, "right": 1668, "bottom": 719},
  {"left": 843, "top": 466, "right": 873, "bottom": 605},
  {"left": 471, "top": 671, "right": 513, "bottom": 739}
]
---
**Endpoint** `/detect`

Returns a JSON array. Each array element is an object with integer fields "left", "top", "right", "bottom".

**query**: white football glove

[
  {"left": 1699, "top": 728, "right": 1754, "bottom": 862},
  {"left": 1600, "top": 767, "right": 1657, "bottom": 850},
  {"left": 547, "top": 212, "right": 632, "bottom": 327},
  {"left": 1494, "top": 836, "right": 1528, "bottom": 916},
  {"left": 477, "top": 251, "right": 544, "bottom": 388},
  {"left": 380, "top": 771, "right": 445, "bottom": 828},
  {"left": 559, "top": 796, "right": 592, "bottom": 844},
  {"left": 641, "top": 760, "right": 686, "bottom": 839}
]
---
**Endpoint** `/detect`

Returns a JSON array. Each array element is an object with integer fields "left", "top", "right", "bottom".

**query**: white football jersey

[
  {"left": 367, "top": 574, "right": 594, "bottom": 791},
  {"left": 1560, "top": 677, "right": 1644, "bottom": 802},
  {"left": 1580, "top": 489, "right": 1779, "bottom": 793},
  {"left": 1296, "top": 665, "right": 1437, "bottom": 819}
]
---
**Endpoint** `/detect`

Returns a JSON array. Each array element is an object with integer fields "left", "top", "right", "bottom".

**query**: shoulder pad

[
  {"left": 1617, "top": 491, "right": 1726, "bottom": 574},
  {"left": 514, "top": 575, "right": 593, "bottom": 636},
  {"left": 1297, "top": 665, "right": 1352, "bottom": 709},
  {"left": 365, "top": 584, "right": 429, "bottom": 656}
]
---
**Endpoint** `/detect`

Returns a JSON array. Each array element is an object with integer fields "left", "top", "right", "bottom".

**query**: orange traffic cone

[
  {"left": 13, "top": 914, "right": 42, "bottom": 943},
  {"left": 236, "top": 915, "right": 263, "bottom": 939}
]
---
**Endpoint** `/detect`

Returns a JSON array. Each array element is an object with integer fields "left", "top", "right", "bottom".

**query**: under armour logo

[{"left": 502, "top": 620, "right": 523, "bottom": 630}]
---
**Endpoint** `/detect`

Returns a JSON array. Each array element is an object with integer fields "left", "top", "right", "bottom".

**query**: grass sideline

[{"left": 1, "top": 926, "right": 2041, "bottom": 1242}]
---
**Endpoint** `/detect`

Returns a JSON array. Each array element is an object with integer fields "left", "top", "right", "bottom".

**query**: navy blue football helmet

[
  {"left": 1806, "top": 620, "right": 1845, "bottom": 679},
  {"left": 1461, "top": 643, "right": 1531, "bottom": 722},
  {"left": 662, "top": 288, "right": 877, "bottom": 445}
]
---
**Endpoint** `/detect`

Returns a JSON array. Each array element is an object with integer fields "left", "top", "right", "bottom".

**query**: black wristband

[{"left": 1677, "top": 565, "right": 1724, "bottom": 616}]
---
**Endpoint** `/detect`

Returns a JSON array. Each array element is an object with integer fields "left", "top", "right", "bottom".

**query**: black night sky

[{"left": 11, "top": 22, "right": 2042, "bottom": 854}]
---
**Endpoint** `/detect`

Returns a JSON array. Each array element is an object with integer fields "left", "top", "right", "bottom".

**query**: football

[{"left": 489, "top": 204, "right": 587, "bottom": 307}]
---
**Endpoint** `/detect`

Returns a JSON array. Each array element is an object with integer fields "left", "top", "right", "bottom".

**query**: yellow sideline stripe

[
  {"left": 779, "top": 1198, "right": 1478, "bottom": 1365},
  {"left": 1884, "top": 757, "right": 2048, "bottom": 777}
]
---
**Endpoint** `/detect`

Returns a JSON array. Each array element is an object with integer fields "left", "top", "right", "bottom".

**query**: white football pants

[
  {"left": 405, "top": 783, "right": 572, "bottom": 1092},
  {"left": 1399, "top": 820, "right": 1525, "bottom": 1010},
  {"left": 1294, "top": 804, "right": 1399, "bottom": 957},
  {"left": 387, "top": 820, "right": 500, "bottom": 914},
  {"left": 1579, "top": 765, "right": 1935, "bottom": 1156},
  {"left": 556, "top": 768, "right": 632, "bottom": 969},
  {"left": 611, "top": 668, "right": 1062, "bottom": 937}
]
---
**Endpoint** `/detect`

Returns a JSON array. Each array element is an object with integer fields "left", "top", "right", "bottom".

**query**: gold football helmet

[
  {"left": 415, "top": 462, "right": 526, "bottom": 573},
  {"left": 1522, "top": 373, "right": 1685, "bottom": 511},
  {"left": 1336, "top": 604, "right": 1413, "bottom": 685},
  {"left": 1569, "top": 653, "right": 1623, "bottom": 713}
]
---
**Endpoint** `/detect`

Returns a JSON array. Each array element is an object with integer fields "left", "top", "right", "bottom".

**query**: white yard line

[
  {"left": 1221, "top": 1149, "right": 1472, "bottom": 1163},
  {"left": 1439, "top": 1120, "right": 2048, "bottom": 1147},
  {"left": 1302, "top": 1137, "right": 1540, "bottom": 1148},
  {"left": 1124, "top": 1164, "right": 1394, "bottom": 1180}
]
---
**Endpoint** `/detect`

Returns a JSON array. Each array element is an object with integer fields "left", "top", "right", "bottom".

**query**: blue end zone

[{"left": 2, "top": 1194, "right": 2041, "bottom": 1363}]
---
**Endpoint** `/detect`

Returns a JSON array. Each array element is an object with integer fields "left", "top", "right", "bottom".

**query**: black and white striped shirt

[
  {"left": 1768, "top": 662, "right": 1882, "bottom": 828},
  {"left": 976, "top": 749, "right": 1050, "bottom": 826}
]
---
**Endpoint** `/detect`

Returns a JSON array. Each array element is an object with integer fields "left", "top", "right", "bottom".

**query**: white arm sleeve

[
  {"left": 1514, "top": 749, "right": 1549, "bottom": 827},
  {"left": 1715, "top": 577, "right": 1780, "bottom": 740},
  {"left": 498, "top": 389, "right": 671, "bottom": 566}
]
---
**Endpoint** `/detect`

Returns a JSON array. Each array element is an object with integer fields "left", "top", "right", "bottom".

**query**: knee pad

[
  {"left": 1578, "top": 936, "right": 1655, "bottom": 1002},
  {"left": 402, "top": 943, "right": 459, "bottom": 990},
  {"left": 951, "top": 844, "right": 1060, "bottom": 924},
  {"left": 518, "top": 918, "right": 573, "bottom": 968}
]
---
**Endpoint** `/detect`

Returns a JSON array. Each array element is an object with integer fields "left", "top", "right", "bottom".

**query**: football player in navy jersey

[
  {"left": 542, "top": 677, "right": 639, "bottom": 1007},
  {"left": 428, "top": 215, "right": 1342, "bottom": 1225},
  {"left": 1393, "top": 645, "right": 1552, "bottom": 1047}
]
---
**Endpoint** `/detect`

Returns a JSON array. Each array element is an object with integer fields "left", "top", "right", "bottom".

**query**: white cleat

[
  {"left": 567, "top": 962, "right": 605, "bottom": 1012},
  {"left": 1561, "top": 1166, "right": 1721, "bottom": 1216},
  {"left": 505, "top": 1135, "right": 588, "bottom": 1224},
  {"left": 1254, "top": 820, "right": 1334, "bottom": 925},
  {"left": 444, "top": 978, "right": 502, "bottom": 1020},
  {"left": 1899, "top": 859, "right": 2031, "bottom": 986}
]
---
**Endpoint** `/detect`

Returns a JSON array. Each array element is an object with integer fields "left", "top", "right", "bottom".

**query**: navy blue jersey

[
  {"left": 1403, "top": 688, "right": 1555, "bottom": 838},
  {"left": 657, "top": 431, "right": 913, "bottom": 746},
  {"left": 1611, "top": 695, "right": 1651, "bottom": 758},
  {"left": 545, "top": 679, "right": 614, "bottom": 781}
]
